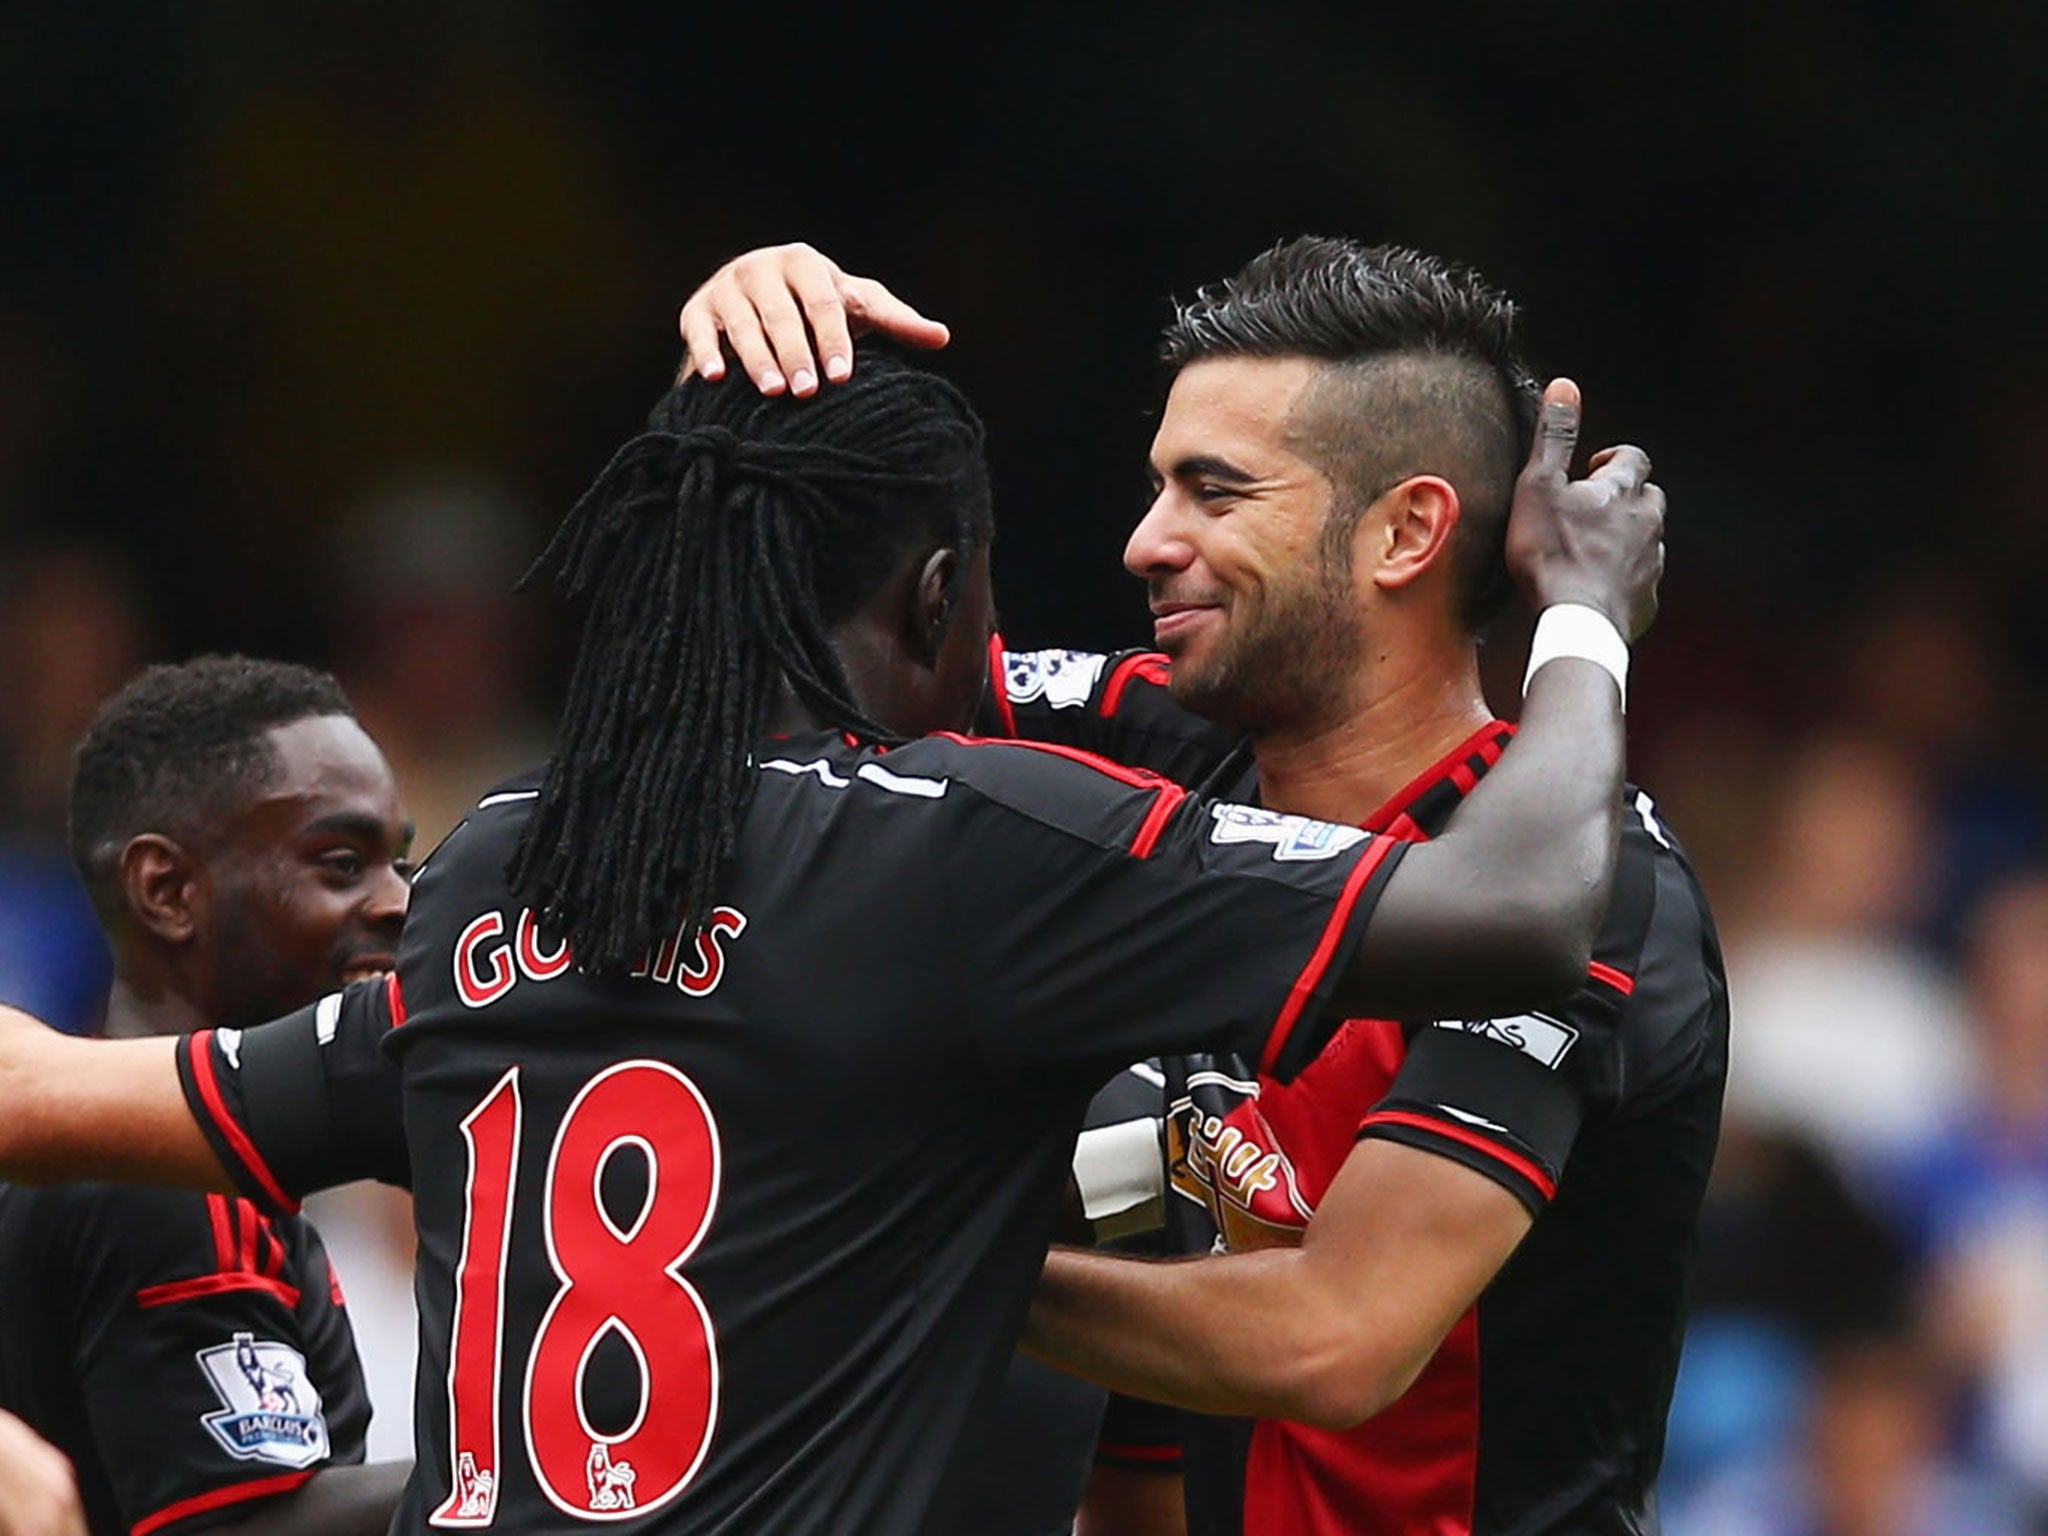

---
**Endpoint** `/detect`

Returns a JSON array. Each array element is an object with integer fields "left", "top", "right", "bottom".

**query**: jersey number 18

[{"left": 431, "top": 1061, "right": 723, "bottom": 1526}]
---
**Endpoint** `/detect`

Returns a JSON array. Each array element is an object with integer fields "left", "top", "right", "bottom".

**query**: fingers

[
  {"left": 1524, "top": 378, "right": 1582, "bottom": 479},
  {"left": 842, "top": 276, "right": 952, "bottom": 352},
  {"left": 741, "top": 265, "right": 816, "bottom": 396},
  {"left": 789, "top": 261, "right": 857, "bottom": 389},
  {"left": 1586, "top": 443, "right": 1652, "bottom": 494},
  {"left": 678, "top": 302, "right": 726, "bottom": 384},
  {"left": 671, "top": 245, "right": 950, "bottom": 399}
]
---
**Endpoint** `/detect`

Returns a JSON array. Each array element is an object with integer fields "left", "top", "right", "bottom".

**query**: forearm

[
  {"left": 1023, "top": 1247, "right": 1389, "bottom": 1427},
  {"left": 215, "top": 1461, "right": 410, "bottom": 1536},
  {"left": 0, "top": 1006, "right": 231, "bottom": 1190},
  {"left": 1338, "top": 658, "right": 1621, "bottom": 1020}
]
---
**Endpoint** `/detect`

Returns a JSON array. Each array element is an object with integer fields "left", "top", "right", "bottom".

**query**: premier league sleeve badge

[{"left": 195, "top": 1332, "right": 332, "bottom": 1468}]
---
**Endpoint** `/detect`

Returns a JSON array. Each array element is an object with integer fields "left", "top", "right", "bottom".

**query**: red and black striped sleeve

[{"left": 175, "top": 978, "right": 410, "bottom": 1215}]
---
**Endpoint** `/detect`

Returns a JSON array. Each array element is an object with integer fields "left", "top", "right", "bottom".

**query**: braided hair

[{"left": 510, "top": 351, "right": 991, "bottom": 973}]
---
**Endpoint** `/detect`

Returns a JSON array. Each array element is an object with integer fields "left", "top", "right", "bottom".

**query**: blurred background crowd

[{"left": 2, "top": 5, "right": 2045, "bottom": 1533}]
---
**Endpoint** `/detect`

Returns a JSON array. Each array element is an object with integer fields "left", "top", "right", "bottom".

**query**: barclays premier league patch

[
  {"left": 1434, "top": 1012, "right": 1581, "bottom": 1069},
  {"left": 196, "top": 1332, "right": 330, "bottom": 1468},
  {"left": 1002, "top": 649, "right": 1107, "bottom": 710},
  {"left": 1208, "top": 803, "right": 1369, "bottom": 861}
]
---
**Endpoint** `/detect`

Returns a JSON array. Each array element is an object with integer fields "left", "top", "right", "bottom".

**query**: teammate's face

[
  {"left": 197, "top": 715, "right": 413, "bottom": 1029},
  {"left": 1127, "top": 357, "right": 1365, "bottom": 735}
]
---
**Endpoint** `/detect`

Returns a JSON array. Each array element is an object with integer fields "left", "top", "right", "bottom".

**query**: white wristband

[{"left": 1523, "top": 603, "right": 1629, "bottom": 710}]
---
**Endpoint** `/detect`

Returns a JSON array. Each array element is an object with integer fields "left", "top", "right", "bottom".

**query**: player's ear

[
  {"left": 1368, "top": 474, "right": 1463, "bottom": 595},
  {"left": 911, "top": 546, "right": 959, "bottom": 667},
  {"left": 117, "top": 833, "right": 202, "bottom": 946}
]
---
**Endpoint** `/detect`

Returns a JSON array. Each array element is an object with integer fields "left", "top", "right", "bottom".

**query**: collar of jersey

[{"left": 1360, "top": 719, "right": 1516, "bottom": 839}]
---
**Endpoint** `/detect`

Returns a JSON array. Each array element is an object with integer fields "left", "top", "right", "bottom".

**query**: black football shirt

[
  {"left": 988, "top": 640, "right": 1730, "bottom": 1536},
  {"left": 0, "top": 1179, "right": 370, "bottom": 1536},
  {"left": 177, "top": 727, "right": 1408, "bottom": 1534}
]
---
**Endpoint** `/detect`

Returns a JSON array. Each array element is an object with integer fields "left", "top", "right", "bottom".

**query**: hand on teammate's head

[
  {"left": 1504, "top": 379, "right": 1666, "bottom": 640},
  {"left": 677, "top": 242, "right": 949, "bottom": 397}
]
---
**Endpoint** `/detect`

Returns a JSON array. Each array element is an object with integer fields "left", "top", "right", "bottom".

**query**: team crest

[
  {"left": 1002, "top": 649, "right": 1107, "bottom": 710},
  {"left": 1208, "top": 803, "right": 1368, "bottom": 861},
  {"left": 196, "top": 1333, "right": 330, "bottom": 1468}
]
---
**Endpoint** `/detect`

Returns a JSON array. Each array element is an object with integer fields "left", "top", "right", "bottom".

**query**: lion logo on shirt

[{"left": 195, "top": 1332, "right": 330, "bottom": 1469}]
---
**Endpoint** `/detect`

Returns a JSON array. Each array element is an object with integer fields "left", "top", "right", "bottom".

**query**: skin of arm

[
  {"left": 0, "top": 1412, "right": 86, "bottom": 1536},
  {"left": 1329, "top": 385, "right": 1662, "bottom": 1023},
  {"left": 213, "top": 1461, "right": 411, "bottom": 1536},
  {"left": 1076, "top": 1463, "right": 1185, "bottom": 1536},
  {"left": 1023, "top": 1138, "right": 1533, "bottom": 1430},
  {"left": 0, "top": 1006, "right": 230, "bottom": 1191}
]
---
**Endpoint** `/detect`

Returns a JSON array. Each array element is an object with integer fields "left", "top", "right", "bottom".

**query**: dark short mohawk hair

[
  {"left": 510, "top": 349, "right": 992, "bottom": 974},
  {"left": 69, "top": 656, "right": 355, "bottom": 900},
  {"left": 1162, "top": 236, "right": 1530, "bottom": 379},
  {"left": 1164, "top": 237, "right": 1542, "bottom": 633}
]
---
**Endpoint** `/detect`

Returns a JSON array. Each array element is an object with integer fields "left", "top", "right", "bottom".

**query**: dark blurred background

[{"left": 4, "top": 4, "right": 2047, "bottom": 1531}]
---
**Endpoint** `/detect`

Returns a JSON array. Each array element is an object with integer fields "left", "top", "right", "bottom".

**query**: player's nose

[
  {"left": 1124, "top": 492, "right": 1195, "bottom": 579},
  {"left": 363, "top": 863, "right": 410, "bottom": 932}
]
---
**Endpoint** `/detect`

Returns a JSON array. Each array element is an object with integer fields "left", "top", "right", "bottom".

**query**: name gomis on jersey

[{"left": 453, "top": 905, "right": 750, "bottom": 1009}]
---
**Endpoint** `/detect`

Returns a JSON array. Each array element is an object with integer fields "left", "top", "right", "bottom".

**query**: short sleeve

[
  {"left": 941, "top": 739, "right": 1407, "bottom": 1085},
  {"left": 1094, "top": 1391, "right": 1184, "bottom": 1475},
  {"left": 176, "top": 977, "right": 409, "bottom": 1214},
  {"left": 46, "top": 1186, "right": 354, "bottom": 1535},
  {"left": 977, "top": 638, "right": 1245, "bottom": 789},
  {"left": 1355, "top": 822, "right": 1696, "bottom": 1215}
]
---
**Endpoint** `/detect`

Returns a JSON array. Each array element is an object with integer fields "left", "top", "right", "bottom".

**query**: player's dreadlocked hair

[
  {"left": 69, "top": 656, "right": 356, "bottom": 916},
  {"left": 509, "top": 350, "right": 991, "bottom": 974}
]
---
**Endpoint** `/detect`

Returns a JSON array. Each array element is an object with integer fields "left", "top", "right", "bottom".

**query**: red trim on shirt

[
  {"left": 1362, "top": 721, "right": 1513, "bottom": 833},
  {"left": 205, "top": 1192, "right": 234, "bottom": 1272},
  {"left": 237, "top": 1200, "right": 258, "bottom": 1273},
  {"left": 258, "top": 1213, "right": 288, "bottom": 1280},
  {"left": 930, "top": 731, "right": 1174, "bottom": 791},
  {"left": 134, "top": 1271, "right": 302, "bottom": 1310},
  {"left": 1096, "top": 1440, "right": 1183, "bottom": 1464},
  {"left": 1258, "top": 836, "right": 1401, "bottom": 1078},
  {"left": 987, "top": 634, "right": 1019, "bottom": 737},
  {"left": 385, "top": 972, "right": 408, "bottom": 1028},
  {"left": 1099, "top": 652, "right": 1172, "bottom": 718},
  {"left": 1359, "top": 1108, "right": 1559, "bottom": 1202},
  {"left": 1588, "top": 960, "right": 1635, "bottom": 995},
  {"left": 186, "top": 1032, "right": 300, "bottom": 1215},
  {"left": 1128, "top": 784, "right": 1189, "bottom": 859},
  {"left": 130, "top": 1469, "right": 316, "bottom": 1536}
]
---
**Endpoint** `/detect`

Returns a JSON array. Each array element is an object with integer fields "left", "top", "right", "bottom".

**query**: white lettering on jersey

[
  {"left": 1208, "top": 803, "right": 1369, "bottom": 862},
  {"left": 1634, "top": 790, "right": 1674, "bottom": 849},
  {"left": 1434, "top": 1012, "right": 1581, "bottom": 1069},
  {"left": 314, "top": 993, "right": 343, "bottom": 1046},
  {"left": 1437, "top": 1103, "right": 1514, "bottom": 1136},
  {"left": 195, "top": 1332, "right": 331, "bottom": 1468},
  {"left": 759, "top": 757, "right": 851, "bottom": 789},
  {"left": 759, "top": 755, "right": 948, "bottom": 799},
  {"left": 1002, "top": 649, "right": 1108, "bottom": 710},
  {"left": 854, "top": 763, "right": 948, "bottom": 798},
  {"left": 216, "top": 1027, "right": 244, "bottom": 1069}
]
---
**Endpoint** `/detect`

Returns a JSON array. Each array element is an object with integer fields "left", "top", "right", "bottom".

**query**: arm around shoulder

[{"left": 0, "top": 1006, "right": 229, "bottom": 1191}]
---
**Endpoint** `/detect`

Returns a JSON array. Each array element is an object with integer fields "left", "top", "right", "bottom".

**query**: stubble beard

[{"left": 1167, "top": 567, "right": 1363, "bottom": 739}]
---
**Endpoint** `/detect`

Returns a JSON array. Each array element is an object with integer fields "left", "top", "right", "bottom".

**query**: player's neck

[
  {"left": 100, "top": 968, "right": 209, "bottom": 1041},
  {"left": 1251, "top": 645, "right": 1493, "bottom": 827}
]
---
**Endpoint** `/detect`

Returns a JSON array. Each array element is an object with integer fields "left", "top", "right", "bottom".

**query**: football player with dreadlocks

[{"left": 0, "top": 343, "right": 1659, "bottom": 1534}]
